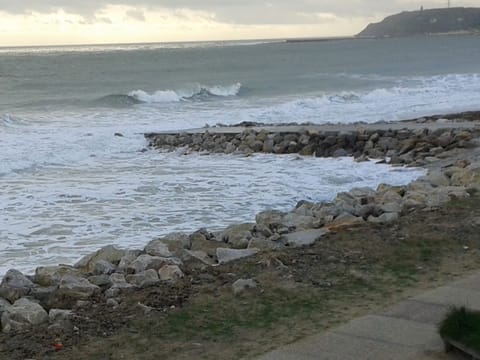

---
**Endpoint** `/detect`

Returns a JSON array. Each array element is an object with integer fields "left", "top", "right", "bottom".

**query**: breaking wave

[
  {"left": 94, "top": 83, "right": 242, "bottom": 107},
  {"left": 129, "top": 83, "right": 242, "bottom": 104}
]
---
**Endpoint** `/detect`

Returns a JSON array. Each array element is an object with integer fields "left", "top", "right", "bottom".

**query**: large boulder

[
  {"left": 49, "top": 275, "right": 100, "bottom": 308},
  {"left": 126, "top": 269, "right": 159, "bottom": 287},
  {"left": 255, "top": 210, "right": 285, "bottom": 231},
  {"left": 180, "top": 250, "right": 214, "bottom": 269},
  {"left": 117, "top": 250, "right": 143, "bottom": 273},
  {"left": 127, "top": 254, "right": 182, "bottom": 274},
  {"left": 0, "top": 269, "right": 34, "bottom": 302},
  {"left": 283, "top": 229, "right": 328, "bottom": 247},
  {"left": 216, "top": 248, "right": 260, "bottom": 264},
  {"left": 1, "top": 298, "right": 48, "bottom": 333},
  {"left": 74, "top": 245, "right": 126, "bottom": 273},
  {"left": 34, "top": 265, "right": 82, "bottom": 287},
  {"left": 0, "top": 298, "right": 11, "bottom": 318},
  {"left": 93, "top": 260, "right": 117, "bottom": 275},
  {"left": 190, "top": 233, "right": 225, "bottom": 256},
  {"left": 158, "top": 265, "right": 184, "bottom": 282},
  {"left": 105, "top": 273, "right": 134, "bottom": 298},
  {"left": 368, "top": 212, "right": 400, "bottom": 224},
  {"left": 280, "top": 213, "right": 316, "bottom": 231},
  {"left": 219, "top": 223, "right": 254, "bottom": 249},
  {"left": 144, "top": 240, "right": 173, "bottom": 258},
  {"left": 151, "top": 233, "right": 191, "bottom": 254},
  {"left": 450, "top": 167, "right": 480, "bottom": 188},
  {"left": 325, "top": 213, "right": 365, "bottom": 232}
]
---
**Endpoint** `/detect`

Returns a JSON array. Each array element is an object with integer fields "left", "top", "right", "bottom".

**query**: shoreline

[{"left": 1, "top": 111, "right": 480, "bottom": 351}]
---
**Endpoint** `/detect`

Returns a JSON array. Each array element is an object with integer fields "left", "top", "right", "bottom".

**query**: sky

[{"left": 0, "top": 0, "right": 478, "bottom": 46}]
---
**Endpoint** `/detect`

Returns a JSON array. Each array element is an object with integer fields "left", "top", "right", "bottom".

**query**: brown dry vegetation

[{"left": 2, "top": 191, "right": 480, "bottom": 360}]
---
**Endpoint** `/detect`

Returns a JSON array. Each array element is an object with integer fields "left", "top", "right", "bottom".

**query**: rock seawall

[{"left": 146, "top": 125, "right": 476, "bottom": 166}]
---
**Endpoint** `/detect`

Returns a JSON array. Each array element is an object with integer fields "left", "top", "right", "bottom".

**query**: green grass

[
  {"left": 161, "top": 288, "right": 328, "bottom": 340},
  {"left": 439, "top": 306, "right": 480, "bottom": 353}
]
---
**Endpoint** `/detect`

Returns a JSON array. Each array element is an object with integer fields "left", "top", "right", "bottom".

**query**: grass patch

[
  {"left": 439, "top": 306, "right": 480, "bottom": 353},
  {"left": 161, "top": 288, "right": 328, "bottom": 341}
]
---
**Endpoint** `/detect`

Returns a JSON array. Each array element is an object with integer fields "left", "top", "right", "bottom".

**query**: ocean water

[{"left": 2, "top": 36, "right": 479, "bottom": 275}]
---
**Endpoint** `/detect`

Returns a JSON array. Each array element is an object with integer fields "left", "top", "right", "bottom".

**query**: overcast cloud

[
  {"left": 0, "top": 0, "right": 478, "bottom": 24},
  {"left": 0, "top": 0, "right": 478, "bottom": 46}
]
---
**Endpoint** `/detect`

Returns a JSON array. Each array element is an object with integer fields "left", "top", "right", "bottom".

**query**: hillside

[{"left": 358, "top": 7, "right": 480, "bottom": 37}]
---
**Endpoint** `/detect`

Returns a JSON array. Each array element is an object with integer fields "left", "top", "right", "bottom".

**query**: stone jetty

[
  {"left": 2, "top": 114, "right": 480, "bottom": 334},
  {"left": 145, "top": 118, "right": 478, "bottom": 166}
]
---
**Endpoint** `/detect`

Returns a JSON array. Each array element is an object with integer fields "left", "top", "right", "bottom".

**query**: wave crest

[{"left": 129, "top": 83, "right": 242, "bottom": 103}]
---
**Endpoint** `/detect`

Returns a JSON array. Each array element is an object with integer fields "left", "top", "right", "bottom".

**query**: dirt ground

[{"left": 2, "top": 191, "right": 480, "bottom": 360}]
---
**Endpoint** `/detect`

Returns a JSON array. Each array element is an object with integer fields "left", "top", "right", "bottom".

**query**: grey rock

[
  {"left": 126, "top": 269, "right": 159, "bottom": 287},
  {"left": 74, "top": 245, "right": 126, "bottom": 273},
  {"left": 144, "top": 240, "right": 173, "bottom": 258},
  {"left": 232, "top": 279, "right": 257, "bottom": 295},
  {"left": 248, "top": 236, "right": 283, "bottom": 250},
  {"left": 328, "top": 212, "right": 365, "bottom": 228},
  {"left": 117, "top": 250, "right": 143, "bottom": 273},
  {"left": 34, "top": 265, "right": 82, "bottom": 287},
  {"left": 180, "top": 250, "right": 214, "bottom": 268},
  {"left": 49, "top": 308, "right": 73, "bottom": 323},
  {"left": 280, "top": 213, "right": 315, "bottom": 230},
  {"left": 216, "top": 248, "right": 260, "bottom": 264},
  {"left": 128, "top": 254, "right": 182, "bottom": 274},
  {"left": 1, "top": 298, "right": 48, "bottom": 333},
  {"left": 420, "top": 171, "right": 450, "bottom": 187},
  {"left": 88, "top": 275, "right": 113, "bottom": 288},
  {"left": 0, "top": 269, "right": 34, "bottom": 303},
  {"left": 152, "top": 232, "right": 191, "bottom": 253},
  {"left": 158, "top": 265, "right": 184, "bottom": 282},
  {"left": 220, "top": 223, "right": 254, "bottom": 249},
  {"left": 93, "top": 260, "right": 117, "bottom": 275},
  {"left": 29, "top": 286, "right": 57, "bottom": 309},
  {"left": 190, "top": 234, "right": 225, "bottom": 256},
  {"left": 0, "top": 298, "right": 11, "bottom": 318},
  {"left": 294, "top": 201, "right": 315, "bottom": 216},
  {"left": 105, "top": 274, "right": 134, "bottom": 298},
  {"left": 283, "top": 229, "right": 328, "bottom": 247},
  {"left": 332, "top": 148, "right": 348, "bottom": 157},
  {"left": 255, "top": 210, "right": 285, "bottom": 230},
  {"left": 312, "top": 203, "right": 342, "bottom": 220},
  {"left": 253, "top": 224, "right": 273, "bottom": 238},
  {"left": 51, "top": 275, "right": 101, "bottom": 306},
  {"left": 106, "top": 298, "right": 119, "bottom": 308},
  {"left": 110, "top": 273, "right": 128, "bottom": 285},
  {"left": 379, "top": 202, "right": 403, "bottom": 214},
  {"left": 368, "top": 212, "right": 400, "bottom": 224}
]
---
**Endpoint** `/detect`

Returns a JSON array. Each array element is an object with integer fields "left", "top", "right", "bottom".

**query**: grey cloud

[
  {"left": 126, "top": 9, "right": 146, "bottom": 21},
  {"left": 0, "top": 0, "right": 477, "bottom": 24}
]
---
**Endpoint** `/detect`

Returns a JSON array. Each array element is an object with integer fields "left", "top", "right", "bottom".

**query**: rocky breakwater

[{"left": 145, "top": 125, "right": 477, "bottom": 166}]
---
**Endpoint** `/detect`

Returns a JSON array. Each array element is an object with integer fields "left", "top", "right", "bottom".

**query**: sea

[{"left": 1, "top": 36, "right": 479, "bottom": 276}]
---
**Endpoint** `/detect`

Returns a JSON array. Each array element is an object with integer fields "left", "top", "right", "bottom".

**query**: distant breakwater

[{"left": 145, "top": 121, "right": 477, "bottom": 167}]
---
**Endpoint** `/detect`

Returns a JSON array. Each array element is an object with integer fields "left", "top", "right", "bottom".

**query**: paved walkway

[{"left": 257, "top": 271, "right": 480, "bottom": 360}]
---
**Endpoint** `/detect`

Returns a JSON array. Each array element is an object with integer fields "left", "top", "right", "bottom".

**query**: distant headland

[{"left": 358, "top": 7, "right": 480, "bottom": 38}]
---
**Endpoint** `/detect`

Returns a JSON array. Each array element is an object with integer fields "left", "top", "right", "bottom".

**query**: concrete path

[{"left": 257, "top": 272, "right": 480, "bottom": 360}]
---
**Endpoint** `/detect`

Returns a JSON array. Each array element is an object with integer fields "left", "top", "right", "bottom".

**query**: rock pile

[{"left": 145, "top": 127, "right": 476, "bottom": 166}]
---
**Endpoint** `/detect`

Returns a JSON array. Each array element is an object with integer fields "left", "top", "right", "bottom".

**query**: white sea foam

[{"left": 0, "top": 151, "right": 424, "bottom": 276}]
